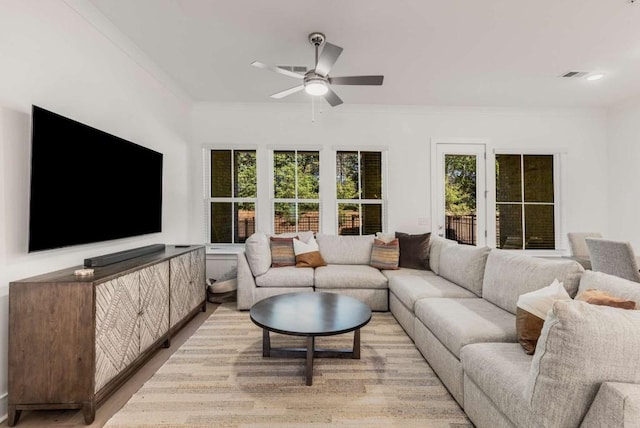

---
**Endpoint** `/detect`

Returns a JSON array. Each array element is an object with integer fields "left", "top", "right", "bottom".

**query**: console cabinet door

[
  {"left": 139, "top": 261, "right": 170, "bottom": 351},
  {"left": 94, "top": 273, "right": 140, "bottom": 392},
  {"left": 170, "top": 250, "right": 205, "bottom": 328}
]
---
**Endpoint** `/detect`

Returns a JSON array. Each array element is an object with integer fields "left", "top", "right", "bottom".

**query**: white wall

[
  {"left": 191, "top": 102, "right": 609, "bottom": 248},
  {"left": 607, "top": 97, "right": 640, "bottom": 250},
  {"left": 0, "top": 1, "right": 192, "bottom": 420}
]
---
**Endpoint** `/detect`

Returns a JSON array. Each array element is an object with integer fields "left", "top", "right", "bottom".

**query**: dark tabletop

[{"left": 250, "top": 292, "right": 372, "bottom": 336}]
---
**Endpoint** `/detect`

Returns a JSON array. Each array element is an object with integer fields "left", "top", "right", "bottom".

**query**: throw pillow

[
  {"left": 244, "top": 232, "right": 271, "bottom": 276},
  {"left": 575, "top": 289, "right": 637, "bottom": 310},
  {"left": 370, "top": 238, "right": 400, "bottom": 270},
  {"left": 516, "top": 279, "right": 571, "bottom": 354},
  {"left": 395, "top": 232, "right": 431, "bottom": 270},
  {"left": 270, "top": 236, "right": 297, "bottom": 267},
  {"left": 293, "top": 237, "right": 326, "bottom": 268},
  {"left": 524, "top": 300, "right": 640, "bottom": 427}
]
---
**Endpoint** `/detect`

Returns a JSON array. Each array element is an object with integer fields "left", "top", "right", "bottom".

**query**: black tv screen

[{"left": 28, "top": 106, "right": 163, "bottom": 252}]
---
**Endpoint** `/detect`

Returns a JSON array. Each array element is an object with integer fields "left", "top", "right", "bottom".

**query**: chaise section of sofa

[{"left": 461, "top": 270, "right": 640, "bottom": 428}]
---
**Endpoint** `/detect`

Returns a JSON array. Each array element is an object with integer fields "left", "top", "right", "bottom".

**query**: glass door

[{"left": 434, "top": 144, "right": 486, "bottom": 246}]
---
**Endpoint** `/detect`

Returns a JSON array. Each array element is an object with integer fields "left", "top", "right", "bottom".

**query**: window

[
  {"left": 336, "top": 151, "right": 384, "bottom": 235},
  {"left": 207, "top": 149, "right": 256, "bottom": 243},
  {"left": 495, "top": 154, "right": 556, "bottom": 250},
  {"left": 273, "top": 150, "right": 320, "bottom": 234}
]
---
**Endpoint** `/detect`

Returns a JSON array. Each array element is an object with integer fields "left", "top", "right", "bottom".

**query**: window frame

[
  {"left": 203, "top": 147, "right": 258, "bottom": 244},
  {"left": 335, "top": 149, "right": 388, "bottom": 236},
  {"left": 492, "top": 149, "right": 564, "bottom": 253},
  {"left": 269, "top": 149, "right": 322, "bottom": 234}
]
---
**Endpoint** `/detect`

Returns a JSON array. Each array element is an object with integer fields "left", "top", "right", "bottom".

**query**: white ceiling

[{"left": 88, "top": 0, "right": 640, "bottom": 108}]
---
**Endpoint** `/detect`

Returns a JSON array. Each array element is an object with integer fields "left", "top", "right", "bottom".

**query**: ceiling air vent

[
  {"left": 277, "top": 65, "right": 307, "bottom": 74},
  {"left": 560, "top": 71, "right": 588, "bottom": 78}
]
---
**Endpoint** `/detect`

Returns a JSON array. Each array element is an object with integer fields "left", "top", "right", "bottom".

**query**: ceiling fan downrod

[{"left": 308, "top": 32, "right": 326, "bottom": 68}]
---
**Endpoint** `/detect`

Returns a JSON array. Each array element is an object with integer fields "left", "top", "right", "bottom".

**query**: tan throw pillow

[
  {"left": 575, "top": 289, "right": 637, "bottom": 310},
  {"left": 370, "top": 238, "right": 400, "bottom": 270},
  {"left": 270, "top": 236, "right": 296, "bottom": 267},
  {"left": 293, "top": 237, "right": 326, "bottom": 268},
  {"left": 516, "top": 279, "right": 571, "bottom": 354},
  {"left": 395, "top": 232, "right": 431, "bottom": 270}
]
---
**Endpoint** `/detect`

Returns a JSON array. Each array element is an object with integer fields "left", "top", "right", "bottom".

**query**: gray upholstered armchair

[
  {"left": 585, "top": 237, "right": 640, "bottom": 282},
  {"left": 567, "top": 232, "right": 602, "bottom": 269}
]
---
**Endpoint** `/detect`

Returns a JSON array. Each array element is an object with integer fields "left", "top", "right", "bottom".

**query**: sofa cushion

[
  {"left": 482, "top": 249, "right": 584, "bottom": 315},
  {"left": 316, "top": 234, "right": 374, "bottom": 265},
  {"left": 516, "top": 279, "right": 571, "bottom": 355},
  {"left": 461, "top": 343, "right": 535, "bottom": 428},
  {"left": 255, "top": 266, "right": 314, "bottom": 287},
  {"left": 576, "top": 289, "right": 637, "bottom": 310},
  {"left": 428, "top": 236, "right": 458, "bottom": 275},
  {"left": 370, "top": 238, "right": 400, "bottom": 270},
  {"left": 438, "top": 245, "right": 491, "bottom": 296},
  {"left": 314, "top": 265, "right": 387, "bottom": 289},
  {"left": 578, "top": 270, "right": 640, "bottom": 304},
  {"left": 389, "top": 274, "right": 476, "bottom": 311},
  {"left": 525, "top": 300, "right": 640, "bottom": 428},
  {"left": 244, "top": 232, "right": 271, "bottom": 276},
  {"left": 395, "top": 232, "right": 431, "bottom": 270},
  {"left": 382, "top": 267, "right": 436, "bottom": 281},
  {"left": 581, "top": 382, "right": 640, "bottom": 428},
  {"left": 415, "top": 298, "right": 517, "bottom": 358}
]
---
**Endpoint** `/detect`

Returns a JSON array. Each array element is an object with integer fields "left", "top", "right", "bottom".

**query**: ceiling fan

[{"left": 251, "top": 32, "right": 384, "bottom": 107}]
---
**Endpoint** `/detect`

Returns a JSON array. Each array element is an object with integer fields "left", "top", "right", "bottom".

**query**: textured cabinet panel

[
  {"left": 170, "top": 249, "right": 205, "bottom": 328},
  {"left": 139, "top": 261, "right": 170, "bottom": 350},
  {"left": 95, "top": 274, "right": 140, "bottom": 393}
]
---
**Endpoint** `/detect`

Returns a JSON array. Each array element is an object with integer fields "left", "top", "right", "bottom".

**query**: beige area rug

[{"left": 105, "top": 304, "right": 471, "bottom": 428}]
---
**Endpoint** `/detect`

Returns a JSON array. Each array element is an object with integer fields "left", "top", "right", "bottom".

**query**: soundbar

[{"left": 84, "top": 244, "right": 166, "bottom": 267}]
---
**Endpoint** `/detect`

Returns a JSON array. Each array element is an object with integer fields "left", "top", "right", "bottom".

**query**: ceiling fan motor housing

[{"left": 304, "top": 70, "right": 329, "bottom": 95}]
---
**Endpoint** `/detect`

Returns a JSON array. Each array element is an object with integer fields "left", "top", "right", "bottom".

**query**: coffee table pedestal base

[{"left": 262, "top": 329, "right": 361, "bottom": 385}]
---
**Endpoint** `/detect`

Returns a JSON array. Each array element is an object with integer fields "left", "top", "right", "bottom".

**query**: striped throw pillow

[
  {"left": 370, "top": 238, "right": 400, "bottom": 270},
  {"left": 270, "top": 236, "right": 297, "bottom": 267}
]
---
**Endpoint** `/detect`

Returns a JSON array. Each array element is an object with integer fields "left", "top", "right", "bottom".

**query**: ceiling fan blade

[
  {"left": 270, "top": 85, "right": 305, "bottom": 99},
  {"left": 315, "top": 42, "right": 343, "bottom": 77},
  {"left": 329, "top": 75, "right": 384, "bottom": 86},
  {"left": 323, "top": 87, "right": 343, "bottom": 107},
  {"left": 251, "top": 61, "right": 304, "bottom": 80}
]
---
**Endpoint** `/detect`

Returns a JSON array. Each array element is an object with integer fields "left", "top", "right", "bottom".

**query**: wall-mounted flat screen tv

[{"left": 28, "top": 105, "right": 163, "bottom": 252}]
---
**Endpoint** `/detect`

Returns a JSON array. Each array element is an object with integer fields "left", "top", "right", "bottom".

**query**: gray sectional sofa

[
  {"left": 237, "top": 232, "right": 640, "bottom": 427},
  {"left": 237, "top": 233, "right": 388, "bottom": 310},
  {"left": 392, "top": 236, "right": 640, "bottom": 428}
]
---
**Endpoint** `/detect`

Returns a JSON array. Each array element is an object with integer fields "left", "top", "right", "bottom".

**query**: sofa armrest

[
  {"left": 581, "top": 382, "right": 640, "bottom": 428},
  {"left": 236, "top": 251, "right": 257, "bottom": 310}
]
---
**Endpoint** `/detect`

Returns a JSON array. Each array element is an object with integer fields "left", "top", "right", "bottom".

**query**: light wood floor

[{"left": 2, "top": 302, "right": 220, "bottom": 428}]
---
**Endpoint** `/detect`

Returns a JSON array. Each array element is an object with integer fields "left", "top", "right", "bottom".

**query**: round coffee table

[{"left": 249, "top": 292, "right": 372, "bottom": 385}]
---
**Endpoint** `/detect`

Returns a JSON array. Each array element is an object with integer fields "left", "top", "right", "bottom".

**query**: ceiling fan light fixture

[{"left": 305, "top": 78, "right": 328, "bottom": 96}]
